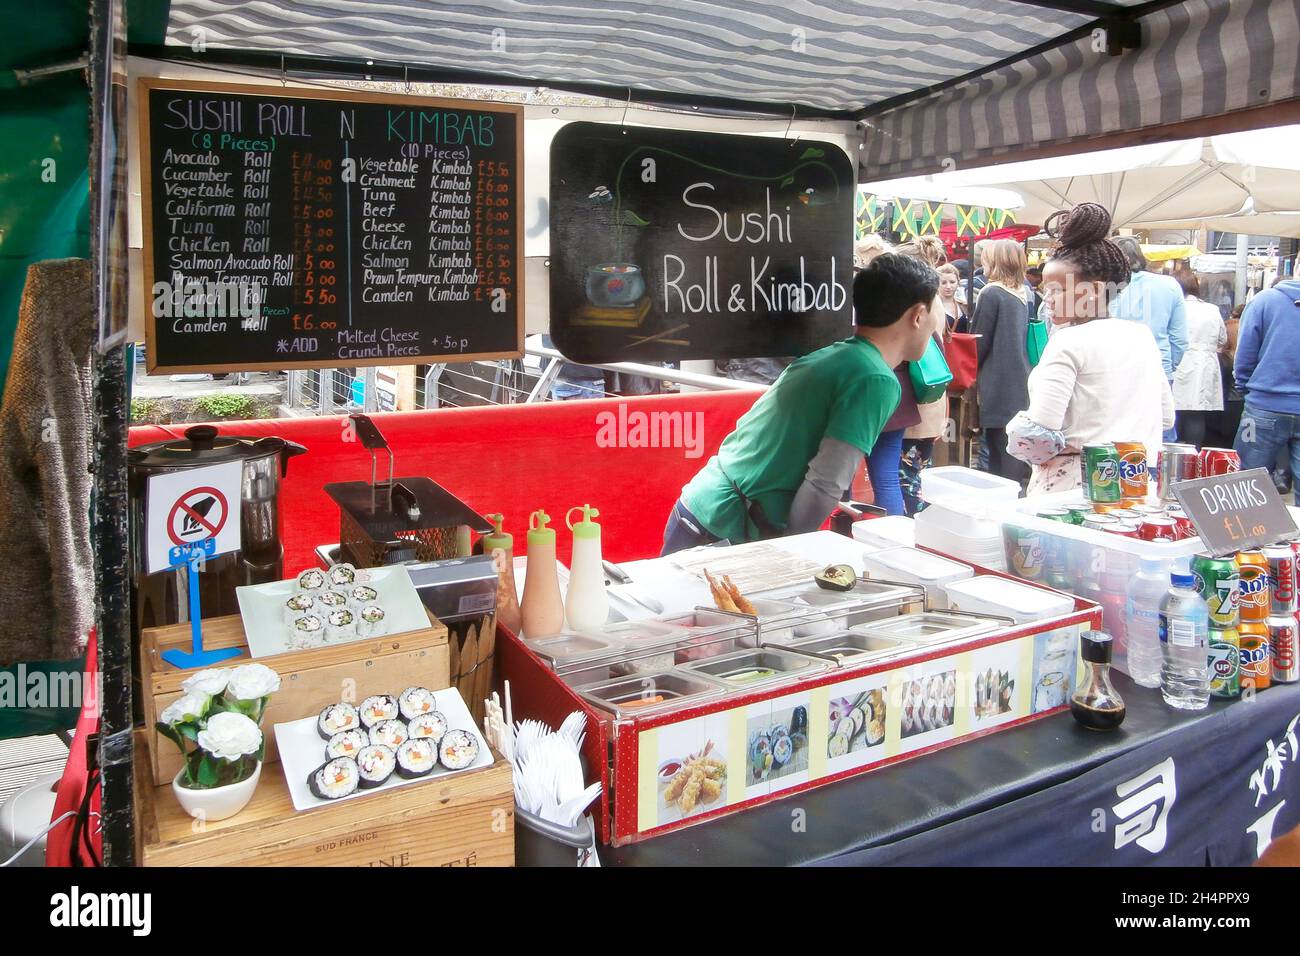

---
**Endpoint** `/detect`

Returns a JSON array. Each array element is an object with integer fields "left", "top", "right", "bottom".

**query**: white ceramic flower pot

[{"left": 171, "top": 762, "right": 262, "bottom": 822}]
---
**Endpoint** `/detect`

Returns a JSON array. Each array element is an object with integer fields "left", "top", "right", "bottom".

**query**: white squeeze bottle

[
  {"left": 520, "top": 510, "right": 565, "bottom": 640},
  {"left": 1159, "top": 559, "right": 1210, "bottom": 711},
  {"left": 1125, "top": 557, "right": 1169, "bottom": 689},
  {"left": 565, "top": 504, "right": 609, "bottom": 630}
]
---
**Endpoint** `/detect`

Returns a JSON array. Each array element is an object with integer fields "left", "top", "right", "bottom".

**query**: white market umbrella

[{"left": 863, "top": 124, "right": 1300, "bottom": 230}]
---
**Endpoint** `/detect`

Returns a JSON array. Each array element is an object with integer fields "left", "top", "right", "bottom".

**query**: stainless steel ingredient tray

[
  {"left": 577, "top": 670, "right": 725, "bottom": 717},
  {"left": 680, "top": 647, "right": 831, "bottom": 690},
  {"left": 788, "top": 631, "right": 912, "bottom": 664},
  {"left": 850, "top": 611, "right": 999, "bottom": 644}
]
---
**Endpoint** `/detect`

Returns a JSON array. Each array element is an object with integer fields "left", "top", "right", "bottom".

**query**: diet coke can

[
  {"left": 1265, "top": 545, "right": 1297, "bottom": 615},
  {"left": 1268, "top": 615, "right": 1298, "bottom": 684}
]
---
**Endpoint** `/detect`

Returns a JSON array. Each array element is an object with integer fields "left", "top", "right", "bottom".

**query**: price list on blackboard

[{"left": 140, "top": 80, "right": 523, "bottom": 372}]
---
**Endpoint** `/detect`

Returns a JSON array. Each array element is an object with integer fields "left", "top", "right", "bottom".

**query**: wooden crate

[
  {"left": 139, "top": 612, "right": 449, "bottom": 786},
  {"left": 135, "top": 732, "right": 514, "bottom": 867}
]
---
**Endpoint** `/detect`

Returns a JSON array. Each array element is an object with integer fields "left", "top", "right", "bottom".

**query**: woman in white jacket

[
  {"left": 1171, "top": 269, "right": 1226, "bottom": 449},
  {"left": 1006, "top": 204, "right": 1175, "bottom": 494}
]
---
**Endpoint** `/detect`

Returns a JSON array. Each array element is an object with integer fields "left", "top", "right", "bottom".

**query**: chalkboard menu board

[
  {"left": 549, "top": 122, "right": 854, "bottom": 364},
  {"left": 1172, "top": 467, "right": 1298, "bottom": 556},
  {"left": 139, "top": 79, "right": 522, "bottom": 372}
]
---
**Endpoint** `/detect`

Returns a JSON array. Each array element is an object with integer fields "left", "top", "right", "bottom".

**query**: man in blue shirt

[
  {"left": 1234, "top": 277, "right": 1300, "bottom": 504},
  {"left": 1110, "top": 236, "right": 1188, "bottom": 441}
]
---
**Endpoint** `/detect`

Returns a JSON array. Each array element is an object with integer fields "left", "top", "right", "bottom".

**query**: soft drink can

[
  {"left": 1239, "top": 622, "right": 1271, "bottom": 691},
  {"left": 1157, "top": 443, "right": 1199, "bottom": 500},
  {"left": 1066, "top": 504, "right": 1092, "bottom": 526},
  {"left": 1208, "top": 626, "right": 1241, "bottom": 699},
  {"left": 1199, "top": 447, "right": 1242, "bottom": 477},
  {"left": 1082, "top": 444, "right": 1122, "bottom": 503},
  {"left": 1138, "top": 517, "right": 1178, "bottom": 542},
  {"left": 1006, "top": 525, "right": 1046, "bottom": 581},
  {"left": 1236, "top": 549, "right": 1271, "bottom": 622},
  {"left": 1192, "top": 553, "right": 1239, "bottom": 627},
  {"left": 1115, "top": 441, "right": 1149, "bottom": 501},
  {"left": 1092, "top": 502, "right": 1125, "bottom": 514},
  {"left": 1133, "top": 503, "right": 1166, "bottom": 516},
  {"left": 1269, "top": 615, "right": 1298, "bottom": 683},
  {"left": 1111, "top": 520, "right": 1141, "bottom": 538},
  {"left": 1172, "top": 513, "right": 1197, "bottom": 541},
  {"left": 1037, "top": 508, "right": 1073, "bottom": 523},
  {"left": 1264, "top": 544, "right": 1297, "bottom": 615},
  {"left": 1084, "top": 514, "right": 1118, "bottom": 532},
  {"left": 1108, "top": 508, "right": 1142, "bottom": 522}
]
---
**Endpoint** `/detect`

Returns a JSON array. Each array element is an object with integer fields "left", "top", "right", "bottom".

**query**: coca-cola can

[
  {"left": 1172, "top": 514, "right": 1197, "bottom": 541},
  {"left": 1111, "top": 520, "right": 1141, "bottom": 539},
  {"left": 1139, "top": 517, "right": 1179, "bottom": 542},
  {"left": 1265, "top": 545, "right": 1298, "bottom": 615},
  {"left": 1269, "top": 615, "right": 1298, "bottom": 684},
  {"left": 1199, "top": 447, "right": 1242, "bottom": 477}
]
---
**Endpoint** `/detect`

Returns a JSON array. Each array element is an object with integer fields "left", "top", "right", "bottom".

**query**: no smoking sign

[{"left": 146, "top": 461, "right": 243, "bottom": 574}]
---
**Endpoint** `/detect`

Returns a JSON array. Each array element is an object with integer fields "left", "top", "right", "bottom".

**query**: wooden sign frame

[{"left": 138, "top": 77, "right": 524, "bottom": 373}]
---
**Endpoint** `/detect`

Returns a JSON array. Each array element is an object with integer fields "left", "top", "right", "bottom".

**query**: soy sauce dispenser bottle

[
  {"left": 519, "top": 510, "right": 564, "bottom": 640},
  {"left": 1070, "top": 630, "right": 1127, "bottom": 731}
]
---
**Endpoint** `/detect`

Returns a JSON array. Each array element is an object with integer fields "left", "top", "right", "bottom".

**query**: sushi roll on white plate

[
  {"left": 297, "top": 568, "right": 327, "bottom": 592},
  {"left": 398, "top": 686, "right": 437, "bottom": 721},
  {"left": 395, "top": 738, "right": 437, "bottom": 778},
  {"left": 316, "top": 589, "right": 350, "bottom": 613},
  {"left": 355, "top": 744, "right": 396, "bottom": 789},
  {"left": 325, "top": 608, "right": 355, "bottom": 642},
  {"left": 358, "top": 694, "right": 399, "bottom": 729},
  {"left": 288, "top": 614, "right": 324, "bottom": 649},
  {"left": 318, "top": 702, "right": 361, "bottom": 740},
  {"left": 328, "top": 562, "right": 357, "bottom": 588},
  {"left": 407, "top": 711, "right": 447, "bottom": 744},
  {"left": 325, "top": 729, "right": 367, "bottom": 761},
  {"left": 438, "top": 729, "right": 480, "bottom": 771},
  {"left": 283, "top": 592, "right": 315, "bottom": 624},
  {"left": 355, "top": 603, "right": 387, "bottom": 638},
  {"left": 308, "top": 757, "right": 358, "bottom": 800},
  {"left": 348, "top": 585, "right": 379, "bottom": 611},
  {"left": 369, "top": 718, "right": 408, "bottom": 750}
]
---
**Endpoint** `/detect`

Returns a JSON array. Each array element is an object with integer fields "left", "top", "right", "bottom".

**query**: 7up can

[
  {"left": 1081, "top": 443, "right": 1122, "bottom": 504},
  {"left": 1192, "top": 553, "right": 1240, "bottom": 628},
  {"left": 1208, "top": 626, "right": 1241, "bottom": 698}
]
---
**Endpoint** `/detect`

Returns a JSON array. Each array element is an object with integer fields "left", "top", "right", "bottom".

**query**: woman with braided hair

[{"left": 1006, "top": 203, "right": 1173, "bottom": 494}]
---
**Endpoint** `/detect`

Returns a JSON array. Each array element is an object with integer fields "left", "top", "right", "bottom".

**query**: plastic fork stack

[{"left": 510, "top": 712, "right": 601, "bottom": 828}]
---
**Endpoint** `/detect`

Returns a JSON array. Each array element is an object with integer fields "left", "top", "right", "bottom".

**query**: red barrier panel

[{"left": 129, "top": 389, "right": 762, "bottom": 570}]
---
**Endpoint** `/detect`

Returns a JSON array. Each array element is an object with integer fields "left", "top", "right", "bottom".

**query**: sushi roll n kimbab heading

[
  {"left": 395, "top": 738, "right": 437, "bottom": 778},
  {"left": 407, "top": 711, "right": 448, "bottom": 743},
  {"left": 328, "top": 563, "right": 357, "bottom": 588},
  {"left": 318, "top": 702, "right": 361, "bottom": 740},
  {"left": 369, "top": 718, "right": 408, "bottom": 750},
  {"left": 308, "top": 757, "right": 359, "bottom": 800},
  {"left": 325, "top": 729, "right": 367, "bottom": 761},
  {"left": 438, "top": 729, "right": 480, "bottom": 771},
  {"left": 398, "top": 686, "right": 437, "bottom": 721},
  {"left": 297, "top": 568, "right": 326, "bottom": 591},
  {"left": 355, "top": 744, "right": 396, "bottom": 788},
  {"left": 359, "top": 694, "right": 399, "bottom": 728},
  {"left": 355, "top": 603, "right": 387, "bottom": 638}
]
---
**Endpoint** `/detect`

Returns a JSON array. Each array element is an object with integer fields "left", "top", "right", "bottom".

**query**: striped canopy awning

[{"left": 134, "top": 0, "right": 1300, "bottom": 174}]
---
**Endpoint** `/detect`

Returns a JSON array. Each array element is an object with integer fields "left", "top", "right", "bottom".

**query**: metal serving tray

[
  {"left": 576, "top": 670, "right": 726, "bottom": 718},
  {"left": 787, "top": 631, "right": 913, "bottom": 665},
  {"left": 680, "top": 647, "right": 832, "bottom": 691},
  {"left": 850, "top": 611, "right": 1000, "bottom": 645}
]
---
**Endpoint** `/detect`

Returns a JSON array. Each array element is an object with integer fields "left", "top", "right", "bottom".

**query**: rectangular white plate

[
  {"left": 237, "top": 565, "right": 429, "bottom": 659},
  {"left": 273, "top": 686, "right": 494, "bottom": 812}
]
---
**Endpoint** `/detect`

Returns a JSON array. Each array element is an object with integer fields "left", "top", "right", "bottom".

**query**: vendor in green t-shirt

[{"left": 661, "top": 253, "right": 940, "bottom": 556}]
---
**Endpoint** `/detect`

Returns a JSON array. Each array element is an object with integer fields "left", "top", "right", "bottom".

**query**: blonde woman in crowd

[{"left": 969, "top": 238, "right": 1032, "bottom": 483}]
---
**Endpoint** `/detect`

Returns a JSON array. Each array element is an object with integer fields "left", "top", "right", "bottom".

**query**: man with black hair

[{"left": 660, "top": 253, "right": 939, "bottom": 555}]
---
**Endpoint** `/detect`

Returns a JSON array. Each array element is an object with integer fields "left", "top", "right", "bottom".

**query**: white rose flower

[
  {"left": 181, "top": 668, "right": 231, "bottom": 697},
  {"left": 226, "top": 663, "right": 282, "bottom": 701},
  {"left": 196, "top": 711, "right": 263, "bottom": 761},
  {"left": 159, "top": 692, "right": 210, "bottom": 725}
]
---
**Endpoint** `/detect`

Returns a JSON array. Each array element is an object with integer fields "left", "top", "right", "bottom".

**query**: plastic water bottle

[
  {"left": 1125, "top": 557, "right": 1169, "bottom": 688},
  {"left": 1159, "top": 561, "right": 1210, "bottom": 710}
]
